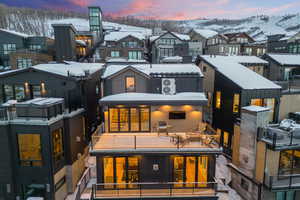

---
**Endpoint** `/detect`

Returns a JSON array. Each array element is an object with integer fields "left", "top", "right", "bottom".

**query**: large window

[
  {"left": 109, "top": 107, "right": 150, "bottom": 132},
  {"left": 233, "top": 94, "right": 240, "bottom": 113},
  {"left": 31, "top": 85, "right": 41, "bottom": 98},
  {"left": 173, "top": 156, "right": 208, "bottom": 188},
  {"left": 125, "top": 77, "right": 135, "bottom": 92},
  {"left": 111, "top": 51, "right": 120, "bottom": 57},
  {"left": 29, "top": 45, "right": 42, "bottom": 51},
  {"left": 160, "top": 48, "right": 173, "bottom": 57},
  {"left": 279, "top": 150, "right": 300, "bottom": 175},
  {"left": 17, "top": 58, "right": 32, "bottom": 69},
  {"left": 276, "top": 191, "right": 296, "bottom": 200},
  {"left": 52, "top": 128, "right": 64, "bottom": 165},
  {"left": 128, "top": 51, "right": 142, "bottom": 60},
  {"left": 3, "top": 44, "right": 16, "bottom": 55},
  {"left": 215, "top": 91, "right": 221, "bottom": 109},
  {"left": 223, "top": 131, "right": 230, "bottom": 148},
  {"left": 18, "top": 134, "right": 42, "bottom": 166},
  {"left": 4, "top": 85, "right": 14, "bottom": 101},
  {"left": 103, "top": 156, "right": 139, "bottom": 189},
  {"left": 15, "top": 85, "right": 25, "bottom": 101}
]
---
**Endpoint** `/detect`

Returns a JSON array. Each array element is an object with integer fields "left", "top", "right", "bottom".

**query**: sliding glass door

[{"left": 108, "top": 107, "right": 150, "bottom": 132}]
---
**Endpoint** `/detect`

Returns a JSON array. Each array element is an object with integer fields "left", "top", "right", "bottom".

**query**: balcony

[
  {"left": 264, "top": 174, "right": 300, "bottom": 190},
  {"left": 91, "top": 182, "right": 218, "bottom": 200},
  {"left": 257, "top": 126, "right": 300, "bottom": 150},
  {"left": 274, "top": 78, "right": 300, "bottom": 93},
  {"left": 90, "top": 132, "right": 221, "bottom": 155}
]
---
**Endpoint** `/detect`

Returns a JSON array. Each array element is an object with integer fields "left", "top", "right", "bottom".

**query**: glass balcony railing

[
  {"left": 92, "top": 182, "right": 218, "bottom": 199},
  {"left": 264, "top": 174, "right": 300, "bottom": 190}
]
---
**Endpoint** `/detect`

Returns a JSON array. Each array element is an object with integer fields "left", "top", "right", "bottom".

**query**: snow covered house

[
  {"left": 206, "top": 32, "right": 256, "bottom": 56},
  {"left": 188, "top": 29, "right": 218, "bottom": 55},
  {"left": 267, "top": 32, "right": 300, "bottom": 54},
  {"left": 89, "top": 63, "right": 222, "bottom": 199},
  {"left": 99, "top": 31, "right": 146, "bottom": 63},
  {"left": 198, "top": 55, "right": 281, "bottom": 156},
  {"left": 0, "top": 29, "right": 54, "bottom": 70},
  {"left": 0, "top": 98, "right": 87, "bottom": 200},
  {"left": 150, "top": 31, "right": 192, "bottom": 63},
  {"left": 0, "top": 61, "right": 104, "bottom": 137},
  {"left": 229, "top": 107, "right": 300, "bottom": 200}
]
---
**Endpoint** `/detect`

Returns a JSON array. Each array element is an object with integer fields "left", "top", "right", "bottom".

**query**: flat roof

[{"left": 99, "top": 92, "right": 207, "bottom": 106}]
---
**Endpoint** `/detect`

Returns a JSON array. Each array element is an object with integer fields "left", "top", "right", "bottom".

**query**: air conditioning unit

[{"left": 162, "top": 78, "right": 176, "bottom": 95}]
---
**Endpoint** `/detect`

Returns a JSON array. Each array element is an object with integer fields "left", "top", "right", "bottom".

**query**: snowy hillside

[{"left": 181, "top": 14, "right": 300, "bottom": 41}]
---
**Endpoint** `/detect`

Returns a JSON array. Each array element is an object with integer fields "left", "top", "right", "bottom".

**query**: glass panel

[
  {"left": 109, "top": 108, "right": 119, "bottom": 132},
  {"left": 251, "top": 99, "right": 264, "bottom": 106},
  {"left": 216, "top": 91, "right": 221, "bottom": 109},
  {"left": 198, "top": 156, "right": 208, "bottom": 187},
  {"left": 233, "top": 94, "right": 240, "bottom": 113},
  {"left": 18, "top": 134, "right": 42, "bottom": 166},
  {"left": 116, "top": 157, "right": 126, "bottom": 189},
  {"left": 264, "top": 98, "right": 275, "bottom": 122},
  {"left": 15, "top": 85, "right": 25, "bottom": 101},
  {"left": 276, "top": 192, "right": 285, "bottom": 200},
  {"left": 128, "top": 157, "right": 139, "bottom": 188},
  {"left": 119, "top": 108, "right": 129, "bottom": 132},
  {"left": 4, "top": 85, "right": 14, "bottom": 101},
  {"left": 223, "top": 131, "right": 229, "bottom": 148},
  {"left": 0, "top": 85, "right": 3, "bottom": 104},
  {"left": 186, "top": 157, "right": 196, "bottom": 187},
  {"left": 140, "top": 108, "right": 150, "bottom": 131},
  {"left": 130, "top": 108, "right": 139, "bottom": 131},
  {"left": 286, "top": 191, "right": 295, "bottom": 200},
  {"left": 103, "top": 157, "right": 114, "bottom": 189},
  {"left": 293, "top": 150, "right": 300, "bottom": 174},
  {"left": 52, "top": 129, "right": 64, "bottom": 165},
  {"left": 216, "top": 129, "right": 221, "bottom": 143},
  {"left": 126, "top": 77, "right": 135, "bottom": 92},
  {"left": 279, "top": 150, "right": 293, "bottom": 175},
  {"left": 32, "top": 85, "right": 41, "bottom": 98},
  {"left": 174, "top": 156, "right": 184, "bottom": 187}
]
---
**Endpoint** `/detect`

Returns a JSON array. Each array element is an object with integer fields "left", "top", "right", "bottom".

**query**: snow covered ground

[{"left": 216, "top": 155, "right": 242, "bottom": 200}]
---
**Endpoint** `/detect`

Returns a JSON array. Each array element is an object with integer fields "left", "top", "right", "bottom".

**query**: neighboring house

[
  {"left": 229, "top": 106, "right": 300, "bottom": 200},
  {"left": 99, "top": 31, "right": 146, "bottom": 62},
  {"left": 243, "top": 41, "right": 267, "bottom": 56},
  {"left": 150, "top": 31, "right": 191, "bottom": 63},
  {"left": 188, "top": 29, "right": 218, "bottom": 55},
  {"left": 89, "top": 63, "right": 222, "bottom": 199},
  {"left": 287, "top": 32, "right": 300, "bottom": 54},
  {"left": 0, "top": 98, "right": 87, "bottom": 200},
  {"left": 198, "top": 55, "right": 281, "bottom": 156},
  {"left": 0, "top": 62, "right": 104, "bottom": 138},
  {"left": 262, "top": 53, "right": 300, "bottom": 120},
  {"left": 206, "top": 32, "right": 255, "bottom": 56},
  {"left": 267, "top": 33, "right": 300, "bottom": 54},
  {"left": 0, "top": 29, "right": 55, "bottom": 70}
]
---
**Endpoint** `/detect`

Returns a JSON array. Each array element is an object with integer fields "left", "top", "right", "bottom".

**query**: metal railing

[
  {"left": 74, "top": 167, "right": 92, "bottom": 200},
  {"left": 91, "top": 182, "right": 218, "bottom": 199},
  {"left": 274, "top": 78, "right": 300, "bottom": 92},
  {"left": 91, "top": 133, "right": 220, "bottom": 151},
  {"left": 257, "top": 127, "right": 300, "bottom": 149},
  {"left": 264, "top": 173, "right": 300, "bottom": 190}
]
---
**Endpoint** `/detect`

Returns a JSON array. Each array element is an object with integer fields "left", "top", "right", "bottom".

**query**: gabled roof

[
  {"left": 0, "top": 29, "right": 30, "bottom": 38},
  {"left": 264, "top": 53, "right": 300, "bottom": 66},
  {"left": 193, "top": 29, "right": 218, "bottom": 39},
  {"left": 200, "top": 55, "right": 281, "bottom": 90},
  {"left": 104, "top": 31, "right": 145, "bottom": 42},
  {"left": 150, "top": 31, "right": 190, "bottom": 42},
  {"left": 102, "top": 63, "right": 203, "bottom": 79}
]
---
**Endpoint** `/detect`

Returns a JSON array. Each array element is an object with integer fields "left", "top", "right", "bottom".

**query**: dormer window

[{"left": 126, "top": 76, "right": 135, "bottom": 92}]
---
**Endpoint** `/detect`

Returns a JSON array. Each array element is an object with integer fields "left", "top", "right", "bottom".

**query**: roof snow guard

[{"left": 99, "top": 92, "right": 208, "bottom": 106}]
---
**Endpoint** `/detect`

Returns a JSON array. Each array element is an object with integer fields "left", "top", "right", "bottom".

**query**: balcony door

[{"left": 108, "top": 107, "right": 150, "bottom": 132}]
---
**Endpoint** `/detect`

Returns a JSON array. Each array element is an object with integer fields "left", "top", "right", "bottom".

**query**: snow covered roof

[
  {"left": 150, "top": 31, "right": 190, "bottom": 42},
  {"left": 193, "top": 29, "right": 218, "bottom": 39},
  {"left": 100, "top": 92, "right": 207, "bottom": 105},
  {"left": 32, "top": 62, "right": 104, "bottom": 77},
  {"left": 17, "top": 98, "right": 64, "bottom": 107},
  {"left": 102, "top": 63, "right": 203, "bottom": 78},
  {"left": 162, "top": 56, "right": 183, "bottom": 63},
  {"left": 106, "top": 57, "right": 147, "bottom": 63},
  {"left": 242, "top": 105, "right": 270, "bottom": 112},
  {"left": 0, "top": 29, "right": 30, "bottom": 38},
  {"left": 204, "top": 55, "right": 268, "bottom": 65},
  {"left": 200, "top": 55, "right": 281, "bottom": 90},
  {"left": 104, "top": 31, "right": 145, "bottom": 41},
  {"left": 266, "top": 54, "right": 300, "bottom": 66}
]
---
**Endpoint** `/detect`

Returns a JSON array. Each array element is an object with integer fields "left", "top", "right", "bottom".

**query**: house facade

[
  {"left": 99, "top": 32, "right": 145, "bottom": 62},
  {"left": 0, "top": 98, "right": 87, "bottom": 200},
  {"left": 150, "top": 31, "right": 191, "bottom": 63},
  {"left": 0, "top": 29, "right": 54, "bottom": 70},
  {"left": 198, "top": 55, "right": 281, "bottom": 156},
  {"left": 0, "top": 62, "right": 104, "bottom": 138},
  {"left": 188, "top": 29, "right": 218, "bottom": 56},
  {"left": 88, "top": 63, "right": 221, "bottom": 199}
]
